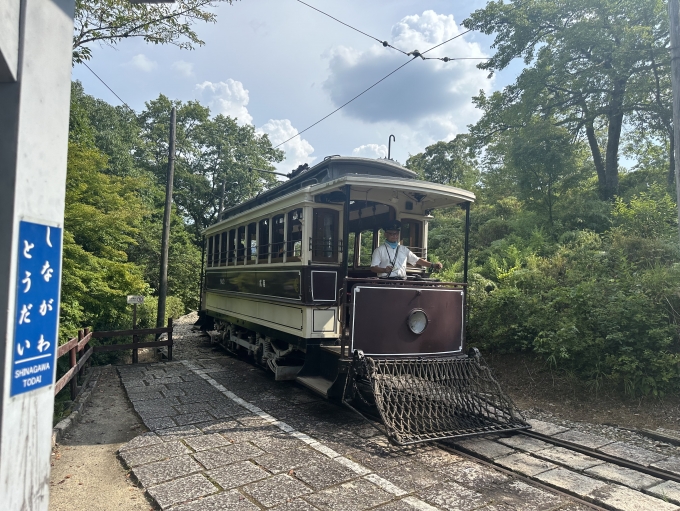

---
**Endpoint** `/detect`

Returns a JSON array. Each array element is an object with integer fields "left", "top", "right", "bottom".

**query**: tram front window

[
  {"left": 312, "top": 208, "right": 339, "bottom": 262},
  {"left": 359, "top": 230, "right": 375, "bottom": 266},
  {"left": 401, "top": 219, "right": 423, "bottom": 259}
]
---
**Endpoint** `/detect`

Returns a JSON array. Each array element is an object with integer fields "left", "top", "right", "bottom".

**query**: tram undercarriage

[{"left": 207, "top": 318, "right": 529, "bottom": 446}]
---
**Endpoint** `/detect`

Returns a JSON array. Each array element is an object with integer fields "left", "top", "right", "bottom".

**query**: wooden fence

[{"left": 54, "top": 318, "right": 173, "bottom": 400}]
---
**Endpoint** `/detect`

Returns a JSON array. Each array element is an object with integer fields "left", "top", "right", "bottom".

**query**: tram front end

[{"left": 342, "top": 279, "right": 529, "bottom": 446}]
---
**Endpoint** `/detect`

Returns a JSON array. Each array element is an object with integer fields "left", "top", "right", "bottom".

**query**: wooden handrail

[
  {"left": 54, "top": 318, "right": 174, "bottom": 399},
  {"left": 92, "top": 326, "right": 170, "bottom": 338}
]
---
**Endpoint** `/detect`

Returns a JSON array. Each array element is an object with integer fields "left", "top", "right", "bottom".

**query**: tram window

[
  {"left": 259, "top": 218, "right": 269, "bottom": 263},
  {"left": 401, "top": 219, "right": 423, "bottom": 258},
  {"left": 287, "top": 209, "right": 303, "bottom": 262},
  {"left": 219, "top": 232, "right": 227, "bottom": 265},
  {"left": 272, "top": 214, "right": 285, "bottom": 263},
  {"left": 359, "top": 230, "right": 374, "bottom": 266},
  {"left": 228, "top": 229, "right": 236, "bottom": 265},
  {"left": 247, "top": 222, "right": 257, "bottom": 264},
  {"left": 237, "top": 226, "right": 246, "bottom": 263},
  {"left": 312, "top": 208, "right": 339, "bottom": 263},
  {"left": 207, "top": 236, "right": 214, "bottom": 267}
]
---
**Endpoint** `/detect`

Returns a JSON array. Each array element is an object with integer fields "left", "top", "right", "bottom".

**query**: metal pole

[
  {"left": 463, "top": 201, "right": 471, "bottom": 349},
  {"left": 669, "top": 0, "right": 680, "bottom": 244},
  {"left": 463, "top": 202, "right": 470, "bottom": 285},
  {"left": 157, "top": 107, "right": 176, "bottom": 329},
  {"left": 340, "top": 184, "right": 351, "bottom": 357},
  {"left": 132, "top": 303, "right": 138, "bottom": 364},
  {"left": 198, "top": 235, "right": 206, "bottom": 312}
]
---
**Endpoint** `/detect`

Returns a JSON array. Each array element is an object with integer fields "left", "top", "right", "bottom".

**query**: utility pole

[
  {"left": 218, "top": 179, "right": 226, "bottom": 219},
  {"left": 157, "top": 107, "right": 176, "bottom": 329},
  {"left": 670, "top": 0, "right": 680, "bottom": 244}
]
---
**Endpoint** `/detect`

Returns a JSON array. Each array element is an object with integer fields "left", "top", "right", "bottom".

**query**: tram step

[{"left": 296, "top": 376, "right": 334, "bottom": 397}]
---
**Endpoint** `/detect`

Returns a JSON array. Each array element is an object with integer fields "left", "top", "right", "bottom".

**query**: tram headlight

[{"left": 407, "top": 309, "right": 428, "bottom": 335}]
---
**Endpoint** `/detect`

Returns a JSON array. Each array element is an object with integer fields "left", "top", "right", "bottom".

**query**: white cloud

[
  {"left": 352, "top": 144, "right": 388, "bottom": 159},
  {"left": 127, "top": 54, "right": 157, "bottom": 73},
  {"left": 258, "top": 119, "right": 316, "bottom": 172},
  {"left": 194, "top": 78, "right": 314, "bottom": 173},
  {"left": 172, "top": 60, "right": 194, "bottom": 77},
  {"left": 323, "top": 10, "right": 491, "bottom": 138},
  {"left": 196, "top": 79, "right": 253, "bottom": 124}
]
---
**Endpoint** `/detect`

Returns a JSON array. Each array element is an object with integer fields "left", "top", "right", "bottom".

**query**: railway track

[{"left": 438, "top": 426, "right": 680, "bottom": 511}]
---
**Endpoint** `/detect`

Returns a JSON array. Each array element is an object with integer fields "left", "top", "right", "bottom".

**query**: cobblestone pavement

[
  {"left": 119, "top": 358, "right": 593, "bottom": 511},
  {"left": 114, "top": 316, "right": 679, "bottom": 510}
]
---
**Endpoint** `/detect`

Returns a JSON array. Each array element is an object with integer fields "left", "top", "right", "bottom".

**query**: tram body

[{"left": 201, "top": 157, "right": 527, "bottom": 444}]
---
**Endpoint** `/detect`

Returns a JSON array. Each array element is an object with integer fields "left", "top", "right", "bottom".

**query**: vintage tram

[{"left": 200, "top": 156, "right": 527, "bottom": 444}]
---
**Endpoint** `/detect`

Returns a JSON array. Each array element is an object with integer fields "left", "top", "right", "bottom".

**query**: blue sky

[{"left": 72, "top": 0, "right": 523, "bottom": 171}]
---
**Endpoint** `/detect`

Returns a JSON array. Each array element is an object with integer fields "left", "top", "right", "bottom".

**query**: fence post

[
  {"left": 78, "top": 327, "right": 89, "bottom": 382},
  {"left": 70, "top": 330, "right": 81, "bottom": 400},
  {"left": 132, "top": 303, "right": 138, "bottom": 364},
  {"left": 167, "top": 317, "right": 173, "bottom": 361}
]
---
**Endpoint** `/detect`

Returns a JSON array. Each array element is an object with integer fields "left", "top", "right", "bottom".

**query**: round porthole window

[{"left": 407, "top": 309, "right": 428, "bottom": 335}]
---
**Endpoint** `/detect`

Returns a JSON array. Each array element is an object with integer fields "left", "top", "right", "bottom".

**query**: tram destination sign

[
  {"left": 127, "top": 295, "right": 144, "bottom": 304},
  {"left": 11, "top": 220, "right": 62, "bottom": 396}
]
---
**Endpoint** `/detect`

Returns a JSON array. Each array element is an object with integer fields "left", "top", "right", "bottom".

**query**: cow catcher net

[{"left": 343, "top": 350, "right": 529, "bottom": 445}]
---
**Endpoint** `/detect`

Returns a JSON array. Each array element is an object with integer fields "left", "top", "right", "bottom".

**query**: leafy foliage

[
  {"left": 464, "top": 0, "right": 670, "bottom": 200},
  {"left": 61, "top": 83, "right": 280, "bottom": 343},
  {"left": 61, "top": 142, "right": 149, "bottom": 340},
  {"left": 73, "top": 0, "right": 234, "bottom": 63},
  {"left": 136, "top": 95, "right": 283, "bottom": 243}
]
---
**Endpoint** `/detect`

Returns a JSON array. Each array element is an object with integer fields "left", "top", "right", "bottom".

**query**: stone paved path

[{"left": 116, "top": 353, "right": 593, "bottom": 511}]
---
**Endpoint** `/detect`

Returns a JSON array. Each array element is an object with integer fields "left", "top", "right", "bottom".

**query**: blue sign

[{"left": 11, "top": 221, "right": 62, "bottom": 396}]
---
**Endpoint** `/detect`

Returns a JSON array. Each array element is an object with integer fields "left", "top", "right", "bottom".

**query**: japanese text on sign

[{"left": 11, "top": 221, "right": 62, "bottom": 396}]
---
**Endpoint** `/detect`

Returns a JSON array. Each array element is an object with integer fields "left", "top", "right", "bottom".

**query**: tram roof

[{"left": 205, "top": 156, "right": 475, "bottom": 234}]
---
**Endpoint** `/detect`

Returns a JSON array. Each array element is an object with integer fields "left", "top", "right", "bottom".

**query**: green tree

[
  {"left": 61, "top": 142, "right": 149, "bottom": 339},
  {"left": 73, "top": 0, "right": 235, "bottom": 63},
  {"left": 464, "top": 0, "right": 670, "bottom": 200},
  {"left": 503, "top": 119, "right": 587, "bottom": 227},
  {"left": 136, "top": 95, "right": 283, "bottom": 243},
  {"left": 405, "top": 135, "right": 480, "bottom": 190}
]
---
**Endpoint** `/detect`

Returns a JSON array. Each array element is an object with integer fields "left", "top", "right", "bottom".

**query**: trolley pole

[
  {"left": 157, "top": 107, "right": 176, "bottom": 329},
  {"left": 669, "top": 0, "right": 680, "bottom": 244},
  {"left": 0, "top": 0, "right": 74, "bottom": 508}
]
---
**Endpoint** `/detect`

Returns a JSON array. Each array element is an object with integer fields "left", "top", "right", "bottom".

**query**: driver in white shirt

[{"left": 370, "top": 220, "right": 442, "bottom": 278}]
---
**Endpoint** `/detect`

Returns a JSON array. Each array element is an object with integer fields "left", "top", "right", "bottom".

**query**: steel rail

[
  {"left": 520, "top": 430, "right": 680, "bottom": 484},
  {"left": 436, "top": 441, "right": 610, "bottom": 511}
]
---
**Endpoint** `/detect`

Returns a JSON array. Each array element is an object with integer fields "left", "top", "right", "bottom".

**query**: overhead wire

[
  {"left": 273, "top": 57, "right": 417, "bottom": 148},
  {"left": 295, "top": 0, "right": 409, "bottom": 55},
  {"left": 82, "top": 62, "right": 136, "bottom": 113},
  {"left": 273, "top": 23, "right": 481, "bottom": 149}
]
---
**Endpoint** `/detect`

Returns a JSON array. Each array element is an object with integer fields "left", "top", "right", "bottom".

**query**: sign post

[
  {"left": 0, "top": 0, "right": 74, "bottom": 508},
  {"left": 127, "top": 295, "right": 144, "bottom": 363}
]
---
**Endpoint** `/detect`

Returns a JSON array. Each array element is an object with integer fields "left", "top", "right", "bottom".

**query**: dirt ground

[
  {"left": 487, "top": 352, "right": 680, "bottom": 431},
  {"left": 49, "top": 366, "right": 152, "bottom": 511}
]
